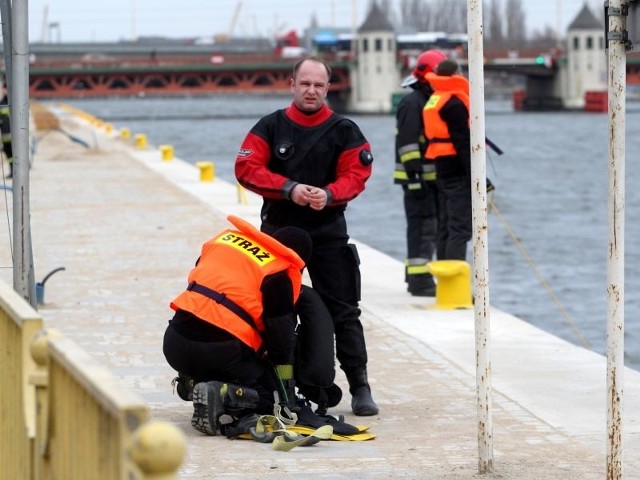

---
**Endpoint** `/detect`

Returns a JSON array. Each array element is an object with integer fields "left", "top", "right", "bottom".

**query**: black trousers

[
  {"left": 163, "top": 324, "right": 276, "bottom": 413},
  {"left": 437, "top": 176, "right": 472, "bottom": 261},
  {"left": 403, "top": 182, "right": 438, "bottom": 290},
  {"left": 264, "top": 215, "right": 368, "bottom": 376},
  {"left": 163, "top": 286, "right": 336, "bottom": 412},
  {"left": 295, "top": 285, "right": 336, "bottom": 388}
]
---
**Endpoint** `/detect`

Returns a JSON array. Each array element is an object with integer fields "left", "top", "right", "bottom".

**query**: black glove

[{"left": 403, "top": 158, "right": 423, "bottom": 175}]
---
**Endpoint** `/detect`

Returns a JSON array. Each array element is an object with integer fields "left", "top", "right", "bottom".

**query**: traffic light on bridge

[{"left": 535, "top": 54, "right": 554, "bottom": 68}]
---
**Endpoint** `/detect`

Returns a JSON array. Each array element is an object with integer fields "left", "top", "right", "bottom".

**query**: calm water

[{"left": 50, "top": 95, "right": 640, "bottom": 370}]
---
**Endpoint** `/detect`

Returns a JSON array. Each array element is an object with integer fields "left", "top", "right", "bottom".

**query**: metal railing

[
  {"left": 0, "top": 280, "right": 42, "bottom": 480},
  {"left": 0, "top": 279, "right": 186, "bottom": 479}
]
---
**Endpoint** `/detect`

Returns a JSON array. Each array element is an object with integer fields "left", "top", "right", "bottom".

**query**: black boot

[
  {"left": 191, "top": 381, "right": 260, "bottom": 436},
  {"left": 407, "top": 273, "right": 436, "bottom": 297},
  {"left": 295, "top": 399, "right": 361, "bottom": 435},
  {"left": 346, "top": 369, "right": 379, "bottom": 416},
  {"left": 221, "top": 413, "right": 262, "bottom": 439},
  {"left": 297, "top": 383, "right": 342, "bottom": 415},
  {"left": 171, "top": 372, "right": 194, "bottom": 401}
]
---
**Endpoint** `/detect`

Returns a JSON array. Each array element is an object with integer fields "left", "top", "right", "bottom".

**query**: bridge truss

[{"left": 28, "top": 62, "right": 351, "bottom": 98}]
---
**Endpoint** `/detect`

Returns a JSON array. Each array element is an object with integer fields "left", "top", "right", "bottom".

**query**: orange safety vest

[
  {"left": 170, "top": 215, "right": 304, "bottom": 352},
  {"left": 422, "top": 73, "right": 470, "bottom": 161}
]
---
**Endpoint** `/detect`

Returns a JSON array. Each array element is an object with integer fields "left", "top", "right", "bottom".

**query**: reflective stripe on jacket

[
  {"left": 422, "top": 73, "right": 470, "bottom": 161},
  {"left": 394, "top": 87, "right": 437, "bottom": 186},
  {"left": 0, "top": 102, "right": 10, "bottom": 139},
  {"left": 170, "top": 215, "right": 304, "bottom": 352}
]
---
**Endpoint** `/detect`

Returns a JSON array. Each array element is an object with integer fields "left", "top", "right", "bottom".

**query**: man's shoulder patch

[{"left": 238, "top": 148, "right": 253, "bottom": 157}]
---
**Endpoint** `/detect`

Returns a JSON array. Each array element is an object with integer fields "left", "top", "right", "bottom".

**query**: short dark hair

[
  {"left": 435, "top": 59, "right": 459, "bottom": 76},
  {"left": 292, "top": 56, "right": 332, "bottom": 81}
]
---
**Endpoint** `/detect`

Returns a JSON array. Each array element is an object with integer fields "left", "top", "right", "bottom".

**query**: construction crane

[
  {"left": 214, "top": 1, "right": 243, "bottom": 44},
  {"left": 39, "top": 4, "right": 49, "bottom": 42}
]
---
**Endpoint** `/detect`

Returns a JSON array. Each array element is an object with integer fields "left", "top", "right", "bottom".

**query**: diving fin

[{"left": 287, "top": 424, "right": 376, "bottom": 441}]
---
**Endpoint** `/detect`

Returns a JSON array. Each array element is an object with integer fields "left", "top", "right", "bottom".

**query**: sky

[{"left": 26, "top": 0, "right": 603, "bottom": 43}]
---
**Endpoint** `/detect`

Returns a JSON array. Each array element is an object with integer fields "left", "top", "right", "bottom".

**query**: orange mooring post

[{"left": 426, "top": 260, "right": 473, "bottom": 310}]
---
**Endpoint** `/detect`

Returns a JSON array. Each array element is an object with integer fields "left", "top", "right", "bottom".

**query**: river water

[{"left": 49, "top": 95, "right": 640, "bottom": 371}]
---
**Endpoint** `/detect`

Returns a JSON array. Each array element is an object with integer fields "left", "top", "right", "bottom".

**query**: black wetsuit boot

[{"left": 346, "top": 369, "right": 379, "bottom": 416}]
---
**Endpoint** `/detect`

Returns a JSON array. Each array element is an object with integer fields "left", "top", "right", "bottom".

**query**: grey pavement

[{"left": 1, "top": 105, "right": 639, "bottom": 479}]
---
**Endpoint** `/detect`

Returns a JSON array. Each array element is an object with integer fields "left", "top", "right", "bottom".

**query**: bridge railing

[{"left": 0, "top": 279, "right": 186, "bottom": 479}]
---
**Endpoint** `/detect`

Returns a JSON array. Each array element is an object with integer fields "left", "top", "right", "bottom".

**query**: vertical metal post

[
  {"left": 467, "top": 0, "right": 493, "bottom": 474},
  {"left": 606, "top": 1, "right": 625, "bottom": 478},
  {"left": 10, "top": 0, "right": 36, "bottom": 307}
]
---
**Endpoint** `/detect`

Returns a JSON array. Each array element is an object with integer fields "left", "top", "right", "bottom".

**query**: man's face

[{"left": 290, "top": 60, "right": 330, "bottom": 112}]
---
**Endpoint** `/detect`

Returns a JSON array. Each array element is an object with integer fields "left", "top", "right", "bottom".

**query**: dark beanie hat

[
  {"left": 272, "top": 227, "right": 312, "bottom": 263},
  {"left": 436, "top": 59, "right": 459, "bottom": 76}
]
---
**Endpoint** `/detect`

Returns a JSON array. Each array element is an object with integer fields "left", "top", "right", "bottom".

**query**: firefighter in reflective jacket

[
  {"left": 394, "top": 49, "right": 446, "bottom": 296},
  {"left": 422, "top": 59, "right": 473, "bottom": 261},
  {"left": 163, "top": 215, "right": 340, "bottom": 437}
]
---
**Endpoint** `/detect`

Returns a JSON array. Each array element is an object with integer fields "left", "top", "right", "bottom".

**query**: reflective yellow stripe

[
  {"left": 400, "top": 150, "right": 421, "bottom": 163},
  {"left": 407, "top": 265, "right": 429, "bottom": 275},
  {"left": 393, "top": 171, "right": 409, "bottom": 181}
]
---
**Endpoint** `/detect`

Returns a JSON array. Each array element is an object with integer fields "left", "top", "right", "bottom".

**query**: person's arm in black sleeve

[
  {"left": 440, "top": 96, "right": 471, "bottom": 177},
  {"left": 396, "top": 90, "right": 426, "bottom": 179},
  {"left": 260, "top": 271, "right": 297, "bottom": 365}
]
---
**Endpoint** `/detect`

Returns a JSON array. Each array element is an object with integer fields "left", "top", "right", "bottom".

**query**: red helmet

[{"left": 412, "top": 49, "right": 446, "bottom": 79}]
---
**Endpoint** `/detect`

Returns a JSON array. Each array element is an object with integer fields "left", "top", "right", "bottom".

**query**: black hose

[{"left": 39, "top": 266, "right": 65, "bottom": 286}]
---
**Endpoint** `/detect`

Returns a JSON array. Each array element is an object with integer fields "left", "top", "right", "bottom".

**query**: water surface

[{"left": 53, "top": 95, "right": 640, "bottom": 370}]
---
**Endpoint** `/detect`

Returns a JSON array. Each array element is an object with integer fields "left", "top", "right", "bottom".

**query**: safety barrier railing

[
  {"left": 0, "top": 280, "right": 186, "bottom": 479},
  {"left": 0, "top": 280, "right": 43, "bottom": 480}
]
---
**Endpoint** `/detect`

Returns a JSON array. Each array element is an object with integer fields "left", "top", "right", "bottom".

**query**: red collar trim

[{"left": 285, "top": 103, "right": 333, "bottom": 126}]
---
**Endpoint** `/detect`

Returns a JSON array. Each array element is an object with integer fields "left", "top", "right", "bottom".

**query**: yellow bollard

[
  {"left": 426, "top": 260, "right": 473, "bottom": 310},
  {"left": 135, "top": 133, "right": 147, "bottom": 149},
  {"left": 195, "top": 161, "right": 214, "bottom": 182},
  {"left": 160, "top": 145, "right": 174, "bottom": 161},
  {"left": 120, "top": 127, "right": 131, "bottom": 139}
]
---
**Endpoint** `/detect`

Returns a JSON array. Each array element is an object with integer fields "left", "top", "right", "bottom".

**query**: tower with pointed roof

[
  {"left": 563, "top": 3, "right": 606, "bottom": 108},
  {"left": 349, "top": 2, "right": 399, "bottom": 113}
]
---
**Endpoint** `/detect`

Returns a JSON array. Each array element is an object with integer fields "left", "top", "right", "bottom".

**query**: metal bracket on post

[{"left": 604, "top": 1, "right": 631, "bottom": 49}]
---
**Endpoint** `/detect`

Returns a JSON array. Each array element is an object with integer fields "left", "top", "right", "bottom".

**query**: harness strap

[{"left": 187, "top": 281, "right": 261, "bottom": 334}]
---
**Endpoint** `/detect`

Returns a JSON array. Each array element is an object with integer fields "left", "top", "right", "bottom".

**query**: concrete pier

[{"left": 2, "top": 105, "right": 639, "bottom": 478}]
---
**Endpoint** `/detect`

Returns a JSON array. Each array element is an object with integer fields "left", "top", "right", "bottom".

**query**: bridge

[
  {"left": 15, "top": 42, "right": 343, "bottom": 98},
  {"left": 6, "top": 41, "right": 640, "bottom": 111},
  {"left": 8, "top": 42, "right": 552, "bottom": 100}
]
